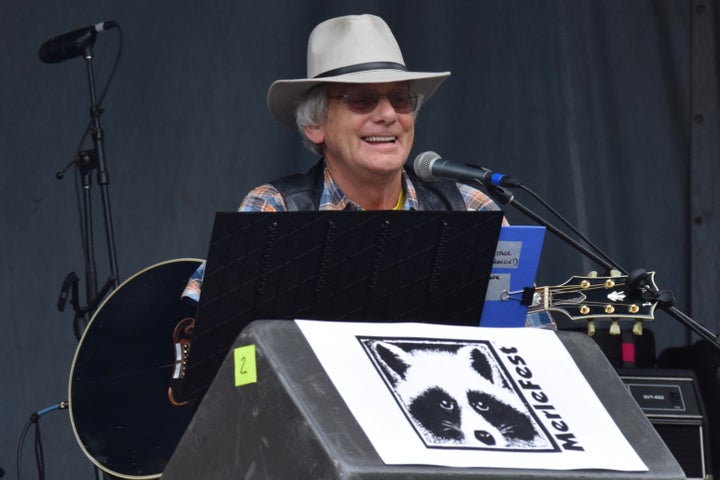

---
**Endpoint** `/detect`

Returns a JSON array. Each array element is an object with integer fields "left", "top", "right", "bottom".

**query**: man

[
  {"left": 182, "top": 14, "right": 504, "bottom": 302},
  {"left": 239, "top": 13, "right": 502, "bottom": 214}
]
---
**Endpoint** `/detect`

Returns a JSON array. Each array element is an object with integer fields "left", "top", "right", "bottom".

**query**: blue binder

[{"left": 480, "top": 225, "right": 546, "bottom": 327}]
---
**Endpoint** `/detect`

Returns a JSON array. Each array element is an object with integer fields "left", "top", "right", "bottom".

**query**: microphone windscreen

[{"left": 413, "top": 151, "right": 441, "bottom": 182}]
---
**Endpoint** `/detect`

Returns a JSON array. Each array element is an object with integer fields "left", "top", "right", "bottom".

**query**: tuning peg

[
  {"left": 609, "top": 319, "right": 621, "bottom": 335},
  {"left": 632, "top": 320, "right": 643, "bottom": 336},
  {"left": 587, "top": 319, "right": 596, "bottom": 336}
]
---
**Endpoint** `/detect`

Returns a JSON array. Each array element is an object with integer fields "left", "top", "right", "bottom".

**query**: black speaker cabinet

[
  {"left": 618, "top": 369, "right": 710, "bottom": 479},
  {"left": 162, "top": 321, "right": 685, "bottom": 479}
]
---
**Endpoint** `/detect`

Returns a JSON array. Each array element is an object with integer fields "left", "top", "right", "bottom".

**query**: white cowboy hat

[{"left": 267, "top": 14, "right": 451, "bottom": 128}]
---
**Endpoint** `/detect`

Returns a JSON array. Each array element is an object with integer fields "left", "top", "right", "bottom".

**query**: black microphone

[
  {"left": 412, "top": 151, "right": 521, "bottom": 187},
  {"left": 38, "top": 21, "right": 116, "bottom": 63}
]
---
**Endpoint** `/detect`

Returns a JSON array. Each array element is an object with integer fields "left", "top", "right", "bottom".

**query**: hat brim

[{"left": 267, "top": 70, "right": 450, "bottom": 128}]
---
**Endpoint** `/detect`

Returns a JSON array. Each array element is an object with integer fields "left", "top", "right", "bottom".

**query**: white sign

[{"left": 295, "top": 320, "right": 647, "bottom": 471}]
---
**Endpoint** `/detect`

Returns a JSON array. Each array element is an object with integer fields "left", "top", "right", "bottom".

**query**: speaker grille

[{"left": 652, "top": 424, "right": 705, "bottom": 479}]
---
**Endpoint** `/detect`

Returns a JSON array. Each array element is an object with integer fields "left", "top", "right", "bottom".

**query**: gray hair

[
  {"left": 295, "top": 84, "right": 329, "bottom": 155},
  {"left": 294, "top": 82, "right": 424, "bottom": 155}
]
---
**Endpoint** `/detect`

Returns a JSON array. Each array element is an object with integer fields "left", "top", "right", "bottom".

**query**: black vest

[{"left": 270, "top": 160, "right": 467, "bottom": 211}]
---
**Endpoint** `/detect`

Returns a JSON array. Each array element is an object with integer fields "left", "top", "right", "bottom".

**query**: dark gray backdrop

[{"left": 2, "top": 0, "right": 719, "bottom": 478}]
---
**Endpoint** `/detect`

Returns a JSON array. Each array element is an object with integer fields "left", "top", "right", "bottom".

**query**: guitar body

[{"left": 68, "top": 259, "right": 203, "bottom": 479}]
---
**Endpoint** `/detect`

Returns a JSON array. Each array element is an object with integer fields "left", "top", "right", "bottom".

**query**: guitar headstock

[{"left": 528, "top": 271, "right": 659, "bottom": 336}]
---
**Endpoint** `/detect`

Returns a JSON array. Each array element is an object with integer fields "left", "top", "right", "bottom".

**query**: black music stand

[{"left": 178, "top": 210, "right": 504, "bottom": 403}]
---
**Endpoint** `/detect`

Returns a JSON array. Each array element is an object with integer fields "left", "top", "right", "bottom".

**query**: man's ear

[{"left": 304, "top": 125, "right": 324, "bottom": 145}]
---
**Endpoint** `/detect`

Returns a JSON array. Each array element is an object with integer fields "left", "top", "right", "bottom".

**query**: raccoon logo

[{"left": 367, "top": 340, "right": 549, "bottom": 450}]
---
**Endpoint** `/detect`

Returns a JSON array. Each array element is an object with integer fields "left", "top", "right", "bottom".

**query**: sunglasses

[{"left": 327, "top": 88, "right": 420, "bottom": 114}]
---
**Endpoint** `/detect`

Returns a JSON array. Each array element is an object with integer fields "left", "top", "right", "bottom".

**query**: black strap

[{"left": 314, "top": 61, "right": 407, "bottom": 78}]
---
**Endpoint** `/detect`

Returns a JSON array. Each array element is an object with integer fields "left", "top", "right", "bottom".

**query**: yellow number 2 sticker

[{"left": 233, "top": 345, "right": 257, "bottom": 387}]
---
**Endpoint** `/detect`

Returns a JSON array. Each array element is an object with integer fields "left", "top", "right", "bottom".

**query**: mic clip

[
  {"left": 56, "top": 149, "right": 97, "bottom": 180},
  {"left": 485, "top": 184, "right": 515, "bottom": 205},
  {"left": 57, "top": 272, "right": 79, "bottom": 312}
]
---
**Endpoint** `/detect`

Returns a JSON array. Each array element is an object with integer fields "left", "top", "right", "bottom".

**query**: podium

[{"left": 162, "top": 321, "right": 686, "bottom": 479}]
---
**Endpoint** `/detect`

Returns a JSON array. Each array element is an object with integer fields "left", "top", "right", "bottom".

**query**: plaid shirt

[
  {"left": 182, "top": 165, "right": 505, "bottom": 304},
  {"left": 238, "top": 167, "right": 502, "bottom": 212}
]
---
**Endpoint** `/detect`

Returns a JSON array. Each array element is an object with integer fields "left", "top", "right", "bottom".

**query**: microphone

[
  {"left": 38, "top": 21, "right": 116, "bottom": 63},
  {"left": 412, "top": 151, "right": 521, "bottom": 187}
]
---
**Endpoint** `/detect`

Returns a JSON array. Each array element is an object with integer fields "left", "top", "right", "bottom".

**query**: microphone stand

[
  {"left": 56, "top": 44, "right": 119, "bottom": 338},
  {"left": 83, "top": 43, "right": 120, "bottom": 294},
  {"left": 485, "top": 184, "right": 720, "bottom": 351},
  {"left": 47, "top": 38, "right": 121, "bottom": 480}
]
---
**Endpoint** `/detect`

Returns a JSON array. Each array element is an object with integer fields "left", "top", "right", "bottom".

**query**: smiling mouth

[{"left": 362, "top": 135, "right": 397, "bottom": 144}]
